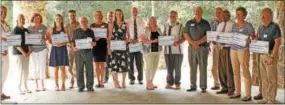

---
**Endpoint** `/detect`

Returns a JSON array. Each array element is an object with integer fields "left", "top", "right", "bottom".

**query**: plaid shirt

[{"left": 210, "top": 19, "right": 222, "bottom": 31}]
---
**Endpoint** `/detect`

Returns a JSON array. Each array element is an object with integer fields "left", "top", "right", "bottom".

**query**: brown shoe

[
  {"left": 165, "top": 84, "right": 172, "bottom": 89},
  {"left": 175, "top": 84, "right": 180, "bottom": 89},
  {"left": 1, "top": 94, "right": 10, "bottom": 100},
  {"left": 211, "top": 86, "right": 220, "bottom": 90}
]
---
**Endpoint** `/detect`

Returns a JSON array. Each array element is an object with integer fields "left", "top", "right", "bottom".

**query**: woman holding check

[
  {"left": 107, "top": 9, "right": 130, "bottom": 88},
  {"left": 12, "top": 14, "right": 32, "bottom": 95},
  {"left": 140, "top": 16, "right": 162, "bottom": 90},
  {"left": 90, "top": 10, "right": 108, "bottom": 88},
  {"left": 27, "top": 13, "right": 48, "bottom": 92},
  {"left": 47, "top": 14, "right": 69, "bottom": 91}
]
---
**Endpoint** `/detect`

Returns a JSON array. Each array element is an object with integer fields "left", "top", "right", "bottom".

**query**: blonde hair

[
  {"left": 95, "top": 10, "right": 103, "bottom": 20},
  {"left": 16, "top": 14, "right": 25, "bottom": 26},
  {"left": 147, "top": 16, "right": 158, "bottom": 30}
]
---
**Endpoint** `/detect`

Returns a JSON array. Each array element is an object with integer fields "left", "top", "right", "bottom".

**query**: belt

[{"left": 78, "top": 49, "right": 92, "bottom": 53}]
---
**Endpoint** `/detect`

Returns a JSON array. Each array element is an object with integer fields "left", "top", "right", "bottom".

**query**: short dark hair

[
  {"left": 68, "top": 10, "right": 76, "bottom": 14},
  {"left": 236, "top": 7, "right": 247, "bottom": 17},
  {"left": 223, "top": 10, "right": 231, "bottom": 18},
  {"left": 170, "top": 10, "right": 178, "bottom": 16}
]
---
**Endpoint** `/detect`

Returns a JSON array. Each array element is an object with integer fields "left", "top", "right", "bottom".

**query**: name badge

[
  {"left": 264, "top": 34, "right": 268, "bottom": 38},
  {"left": 38, "top": 30, "right": 43, "bottom": 33},
  {"left": 191, "top": 24, "right": 195, "bottom": 26}
]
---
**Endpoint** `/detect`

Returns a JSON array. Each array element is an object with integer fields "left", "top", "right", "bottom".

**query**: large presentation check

[
  {"left": 52, "top": 33, "right": 69, "bottom": 44},
  {"left": 129, "top": 42, "right": 143, "bottom": 53},
  {"left": 92, "top": 28, "right": 107, "bottom": 38},
  {"left": 75, "top": 38, "right": 92, "bottom": 49},
  {"left": 230, "top": 33, "right": 248, "bottom": 47},
  {"left": 206, "top": 31, "right": 221, "bottom": 42},
  {"left": 6, "top": 35, "right": 21, "bottom": 46},
  {"left": 216, "top": 32, "right": 233, "bottom": 44},
  {"left": 110, "top": 40, "right": 126, "bottom": 51},
  {"left": 25, "top": 33, "right": 43, "bottom": 45},
  {"left": 158, "top": 36, "right": 174, "bottom": 46},
  {"left": 249, "top": 40, "right": 269, "bottom": 54}
]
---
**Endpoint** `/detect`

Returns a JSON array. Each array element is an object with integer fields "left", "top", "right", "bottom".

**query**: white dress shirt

[
  {"left": 125, "top": 17, "right": 146, "bottom": 40},
  {"left": 217, "top": 20, "right": 234, "bottom": 47}
]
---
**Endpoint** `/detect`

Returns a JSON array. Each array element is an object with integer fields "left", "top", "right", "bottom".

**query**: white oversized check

[
  {"left": 25, "top": 33, "right": 43, "bottom": 45},
  {"left": 206, "top": 31, "right": 221, "bottom": 42},
  {"left": 217, "top": 32, "right": 233, "bottom": 44},
  {"left": 129, "top": 42, "right": 143, "bottom": 53},
  {"left": 158, "top": 36, "right": 174, "bottom": 46},
  {"left": 110, "top": 40, "right": 126, "bottom": 51},
  {"left": 75, "top": 38, "right": 92, "bottom": 49},
  {"left": 6, "top": 35, "right": 21, "bottom": 46},
  {"left": 1, "top": 41, "right": 8, "bottom": 52},
  {"left": 92, "top": 28, "right": 107, "bottom": 38},
  {"left": 52, "top": 33, "right": 69, "bottom": 44},
  {"left": 230, "top": 33, "right": 248, "bottom": 47},
  {"left": 249, "top": 40, "right": 269, "bottom": 54}
]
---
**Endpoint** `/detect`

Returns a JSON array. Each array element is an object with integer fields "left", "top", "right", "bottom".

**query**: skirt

[{"left": 49, "top": 46, "right": 69, "bottom": 67}]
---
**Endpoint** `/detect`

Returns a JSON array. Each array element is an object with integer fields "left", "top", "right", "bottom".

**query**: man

[
  {"left": 72, "top": 17, "right": 96, "bottom": 92},
  {"left": 1, "top": 5, "right": 11, "bottom": 100},
  {"left": 125, "top": 7, "right": 145, "bottom": 85},
  {"left": 65, "top": 10, "right": 80, "bottom": 89},
  {"left": 104, "top": 11, "right": 114, "bottom": 83},
  {"left": 184, "top": 7, "right": 211, "bottom": 93},
  {"left": 163, "top": 11, "right": 185, "bottom": 89},
  {"left": 209, "top": 7, "right": 223, "bottom": 90},
  {"left": 215, "top": 10, "right": 235, "bottom": 96},
  {"left": 256, "top": 8, "right": 281, "bottom": 104}
]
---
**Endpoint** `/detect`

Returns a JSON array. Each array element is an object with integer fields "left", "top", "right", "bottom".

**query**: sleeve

[
  {"left": 90, "top": 29, "right": 96, "bottom": 42},
  {"left": 273, "top": 24, "right": 281, "bottom": 39},
  {"left": 183, "top": 22, "right": 189, "bottom": 33},
  {"left": 204, "top": 21, "right": 211, "bottom": 36}
]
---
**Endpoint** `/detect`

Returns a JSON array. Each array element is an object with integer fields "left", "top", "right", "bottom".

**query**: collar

[{"left": 168, "top": 21, "right": 180, "bottom": 26}]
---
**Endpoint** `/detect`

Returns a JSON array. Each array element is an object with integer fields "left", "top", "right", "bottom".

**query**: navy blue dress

[{"left": 49, "top": 29, "right": 69, "bottom": 67}]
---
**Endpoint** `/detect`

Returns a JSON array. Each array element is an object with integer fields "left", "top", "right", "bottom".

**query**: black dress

[
  {"left": 150, "top": 32, "right": 159, "bottom": 52},
  {"left": 90, "top": 23, "right": 108, "bottom": 62}
]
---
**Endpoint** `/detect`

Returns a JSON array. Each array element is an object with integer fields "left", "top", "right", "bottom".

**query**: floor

[{"left": 1, "top": 46, "right": 284, "bottom": 104}]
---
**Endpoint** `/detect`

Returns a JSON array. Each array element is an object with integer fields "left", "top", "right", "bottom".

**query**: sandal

[
  {"left": 42, "top": 88, "right": 46, "bottom": 91},
  {"left": 55, "top": 85, "right": 60, "bottom": 91},
  {"left": 25, "top": 89, "right": 32, "bottom": 93},
  {"left": 114, "top": 81, "right": 121, "bottom": 88},
  {"left": 35, "top": 88, "right": 40, "bottom": 92},
  {"left": 61, "top": 84, "right": 66, "bottom": 91}
]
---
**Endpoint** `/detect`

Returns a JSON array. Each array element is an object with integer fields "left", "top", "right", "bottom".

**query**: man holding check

[
  {"left": 184, "top": 7, "right": 211, "bottom": 93},
  {"left": 126, "top": 7, "right": 145, "bottom": 85},
  {"left": 256, "top": 8, "right": 281, "bottom": 104},
  {"left": 163, "top": 10, "right": 185, "bottom": 89},
  {"left": 72, "top": 16, "right": 96, "bottom": 92}
]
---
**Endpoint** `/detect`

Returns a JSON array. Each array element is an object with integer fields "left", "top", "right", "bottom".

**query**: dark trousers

[
  {"left": 165, "top": 54, "right": 183, "bottom": 85},
  {"left": 76, "top": 50, "right": 94, "bottom": 89},
  {"left": 128, "top": 52, "right": 143, "bottom": 81},
  {"left": 218, "top": 47, "right": 235, "bottom": 93}
]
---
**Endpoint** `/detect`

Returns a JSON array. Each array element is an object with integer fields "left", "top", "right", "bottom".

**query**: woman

[
  {"left": 90, "top": 10, "right": 108, "bottom": 88},
  {"left": 27, "top": 13, "right": 48, "bottom": 92},
  {"left": 140, "top": 16, "right": 162, "bottom": 90},
  {"left": 47, "top": 14, "right": 69, "bottom": 91},
  {"left": 229, "top": 7, "right": 255, "bottom": 101},
  {"left": 12, "top": 14, "right": 32, "bottom": 95},
  {"left": 1, "top": 5, "right": 11, "bottom": 100},
  {"left": 107, "top": 9, "right": 130, "bottom": 88}
]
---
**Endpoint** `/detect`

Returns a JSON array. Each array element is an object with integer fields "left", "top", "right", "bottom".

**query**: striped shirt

[
  {"left": 162, "top": 22, "right": 184, "bottom": 54},
  {"left": 231, "top": 22, "right": 255, "bottom": 50},
  {"left": 210, "top": 19, "right": 222, "bottom": 31}
]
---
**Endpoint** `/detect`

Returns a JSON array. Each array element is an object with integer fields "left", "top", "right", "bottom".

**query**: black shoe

[
  {"left": 87, "top": 88, "right": 94, "bottom": 92},
  {"left": 78, "top": 89, "right": 84, "bottom": 92},
  {"left": 138, "top": 81, "right": 143, "bottom": 85},
  {"left": 130, "top": 80, "right": 135, "bottom": 85},
  {"left": 186, "top": 88, "right": 197, "bottom": 92},
  {"left": 211, "top": 86, "right": 220, "bottom": 90},
  {"left": 254, "top": 94, "right": 263, "bottom": 100},
  {"left": 201, "top": 89, "right": 207, "bottom": 93},
  {"left": 216, "top": 90, "right": 228, "bottom": 94},
  {"left": 241, "top": 96, "right": 252, "bottom": 101}
]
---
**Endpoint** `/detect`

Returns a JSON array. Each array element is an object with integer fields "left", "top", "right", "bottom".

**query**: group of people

[{"left": 1, "top": 5, "right": 281, "bottom": 104}]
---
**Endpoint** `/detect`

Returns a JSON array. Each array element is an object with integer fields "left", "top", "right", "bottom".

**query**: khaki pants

[
  {"left": 230, "top": 48, "right": 251, "bottom": 96},
  {"left": 144, "top": 52, "right": 160, "bottom": 81},
  {"left": 211, "top": 45, "right": 220, "bottom": 87},
  {"left": 252, "top": 53, "right": 262, "bottom": 93},
  {"left": 259, "top": 54, "right": 278, "bottom": 102}
]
